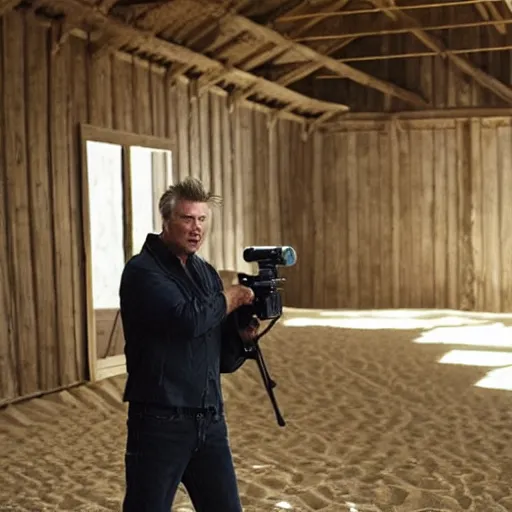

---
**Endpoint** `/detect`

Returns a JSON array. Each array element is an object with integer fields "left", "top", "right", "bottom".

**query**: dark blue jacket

[{"left": 119, "top": 233, "right": 247, "bottom": 412}]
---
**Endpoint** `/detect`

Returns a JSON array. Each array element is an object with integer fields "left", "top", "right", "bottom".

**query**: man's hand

[
  {"left": 223, "top": 284, "right": 255, "bottom": 314},
  {"left": 239, "top": 317, "right": 260, "bottom": 343}
]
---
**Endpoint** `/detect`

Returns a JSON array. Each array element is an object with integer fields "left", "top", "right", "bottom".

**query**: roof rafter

[
  {"left": 233, "top": 0, "right": 349, "bottom": 71},
  {"left": 261, "top": 0, "right": 358, "bottom": 86},
  {"left": 275, "top": 0, "right": 501, "bottom": 22},
  {"left": 316, "top": 42, "right": 512, "bottom": 67},
  {"left": 271, "top": 38, "right": 356, "bottom": 86},
  {"left": 45, "top": 0, "right": 349, "bottom": 119},
  {"left": 369, "top": 0, "right": 512, "bottom": 105},
  {"left": 284, "top": 0, "right": 352, "bottom": 38},
  {"left": 97, "top": 0, "right": 119, "bottom": 14},
  {"left": 0, "top": 0, "right": 19, "bottom": 16},
  {"left": 226, "top": 14, "right": 429, "bottom": 108},
  {"left": 184, "top": 0, "right": 253, "bottom": 49},
  {"left": 474, "top": 1, "right": 506, "bottom": 34}
]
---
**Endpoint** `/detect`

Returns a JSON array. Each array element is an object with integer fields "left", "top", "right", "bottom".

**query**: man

[{"left": 119, "top": 177, "right": 258, "bottom": 512}]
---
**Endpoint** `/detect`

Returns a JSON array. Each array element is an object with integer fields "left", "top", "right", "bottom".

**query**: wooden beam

[
  {"left": 294, "top": 17, "right": 512, "bottom": 41},
  {"left": 48, "top": 0, "right": 349, "bottom": 116},
  {"left": 304, "top": 109, "right": 342, "bottom": 137},
  {"left": 51, "top": 13, "right": 85, "bottom": 55},
  {"left": 503, "top": 0, "right": 512, "bottom": 12},
  {"left": 272, "top": 38, "right": 356, "bottom": 86},
  {"left": 285, "top": 0, "right": 351, "bottom": 38},
  {"left": 170, "top": 0, "right": 251, "bottom": 49},
  {"left": 276, "top": 62, "right": 323, "bottom": 86},
  {"left": 235, "top": 45, "right": 290, "bottom": 71},
  {"left": 0, "top": 0, "right": 19, "bottom": 16},
  {"left": 323, "top": 107, "right": 512, "bottom": 128},
  {"left": 229, "top": 0, "right": 351, "bottom": 71},
  {"left": 475, "top": 3, "right": 490, "bottom": 19},
  {"left": 369, "top": 0, "right": 512, "bottom": 105},
  {"left": 97, "top": 0, "right": 120, "bottom": 14},
  {"left": 314, "top": 43, "right": 512, "bottom": 65},
  {"left": 485, "top": 1, "right": 507, "bottom": 35},
  {"left": 196, "top": 66, "right": 234, "bottom": 96},
  {"left": 91, "top": 0, "right": 175, "bottom": 58},
  {"left": 473, "top": 1, "right": 506, "bottom": 34},
  {"left": 227, "top": 15, "right": 429, "bottom": 107},
  {"left": 253, "top": 0, "right": 306, "bottom": 25},
  {"left": 266, "top": 103, "right": 296, "bottom": 129},
  {"left": 276, "top": 0, "right": 498, "bottom": 21}
]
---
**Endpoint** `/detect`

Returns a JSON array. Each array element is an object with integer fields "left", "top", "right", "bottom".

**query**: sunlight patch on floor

[
  {"left": 281, "top": 308, "right": 495, "bottom": 330},
  {"left": 415, "top": 323, "right": 512, "bottom": 349},
  {"left": 281, "top": 307, "right": 512, "bottom": 392},
  {"left": 439, "top": 349, "right": 512, "bottom": 367},
  {"left": 438, "top": 350, "right": 512, "bottom": 390},
  {"left": 282, "top": 315, "right": 489, "bottom": 330},
  {"left": 475, "top": 366, "right": 512, "bottom": 391}
]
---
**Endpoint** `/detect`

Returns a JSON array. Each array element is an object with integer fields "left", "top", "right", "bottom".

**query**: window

[{"left": 80, "top": 125, "right": 174, "bottom": 381}]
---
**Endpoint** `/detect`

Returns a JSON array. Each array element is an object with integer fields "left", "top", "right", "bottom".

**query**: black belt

[{"left": 128, "top": 401, "right": 223, "bottom": 418}]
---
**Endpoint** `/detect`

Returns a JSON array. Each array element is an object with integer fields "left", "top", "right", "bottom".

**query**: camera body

[{"left": 237, "top": 246, "right": 297, "bottom": 321}]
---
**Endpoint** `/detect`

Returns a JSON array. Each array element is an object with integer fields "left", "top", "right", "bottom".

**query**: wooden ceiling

[{"left": 3, "top": 0, "right": 512, "bottom": 123}]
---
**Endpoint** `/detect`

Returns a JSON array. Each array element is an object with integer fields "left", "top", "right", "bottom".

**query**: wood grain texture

[
  {"left": 3, "top": 9, "right": 512, "bottom": 404},
  {"left": 312, "top": 8, "right": 512, "bottom": 113},
  {"left": 0, "top": 15, "right": 18, "bottom": 402},
  {"left": 0, "top": 11, "right": 289, "bottom": 404},
  {"left": 3, "top": 12, "right": 39, "bottom": 395},
  {"left": 286, "top": 116, "right": 512, "bottom": 313}
]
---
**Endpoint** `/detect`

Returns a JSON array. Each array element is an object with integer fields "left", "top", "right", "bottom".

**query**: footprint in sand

[
  {"left": 389, "top": 485, "right": 409, "bottom": 506},
  {"left": 455, "top": 493, "right": 473, "bottom": 510},
  {"left": 308, "top": 434, "right": 330, "bottom": 454},
  {"left": 260, "top": 476, "right": 286, "bottom": 491},
  {"left": 290, "top": 472, "right": 304, "bottom": 485},
  {"left": 244, "top": 482, "right": 269, "bottom": 499},
  {"left": 297, "top": 489, "right": 331, "bottom": 510},
  {"left": 316, "top": 484, "right": 336, "bottom": 501}
]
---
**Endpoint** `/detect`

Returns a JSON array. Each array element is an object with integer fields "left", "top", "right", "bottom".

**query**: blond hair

[{"left": 158, "top": 177, "right": 222, "bottom": 221}]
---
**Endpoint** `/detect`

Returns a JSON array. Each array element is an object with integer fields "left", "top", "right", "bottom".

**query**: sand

[{"left": 2, "top": 307, "right": 512, "bottom": 511}]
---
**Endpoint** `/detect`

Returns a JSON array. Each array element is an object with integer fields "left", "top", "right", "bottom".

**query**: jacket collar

[{"left": 142, "top": 233, "right": 197, "bottom": 270}]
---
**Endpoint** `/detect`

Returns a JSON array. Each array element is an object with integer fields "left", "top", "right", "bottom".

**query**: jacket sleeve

[
  {"left": 120, "top": 264, "right": 227, "bottom": 339},
  {"left": 220, "top": 311, "right": 253, "bottom": 373}
]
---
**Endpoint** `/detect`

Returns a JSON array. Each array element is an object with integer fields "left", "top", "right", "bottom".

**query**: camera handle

[{"left": 236, "top": 313, "right": 286, "bottom": 427}]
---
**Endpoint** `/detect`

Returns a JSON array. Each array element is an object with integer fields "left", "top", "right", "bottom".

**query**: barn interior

[{"left": 2, "top": 0, "right": 512, "bottom": 510}]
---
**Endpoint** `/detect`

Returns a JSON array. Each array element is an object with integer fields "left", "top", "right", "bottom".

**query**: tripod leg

[
  {"left": 254, "top": 347, "right": 286, "bottom": 427},
  {"left": 255, "top": 345, "right": 276, "bottom": 388}
]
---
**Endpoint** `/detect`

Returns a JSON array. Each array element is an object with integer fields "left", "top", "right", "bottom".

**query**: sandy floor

[{"left": 2, "top": 307, "right": 512, "bottom": 511}]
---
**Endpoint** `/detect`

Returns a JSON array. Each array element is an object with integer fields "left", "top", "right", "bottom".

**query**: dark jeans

[{"left": 122, "top": 402, "right": 242, "bottom": 512}]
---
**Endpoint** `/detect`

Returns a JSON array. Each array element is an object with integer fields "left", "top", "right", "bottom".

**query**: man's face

[{"left": 163, "top": 199, "right": 209, "bottom": 257}]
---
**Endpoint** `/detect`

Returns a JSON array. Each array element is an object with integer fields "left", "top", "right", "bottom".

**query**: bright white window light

[
  {"left": 283, "top": 314, "right": 486, "bottom": 330},
  {"left": 439, "top": 350, "right": 512, "bottom": 367},
  {"left": 275, "top": 502, "right": 292, "bottom": 510},
  {"left": 415, "top": 323, "right": 512, "bottom": 348},
  {"left": 476, "top": 366, "right": 512, "bottom": 390}
]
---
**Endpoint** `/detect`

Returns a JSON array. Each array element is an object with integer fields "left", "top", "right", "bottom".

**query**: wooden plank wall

[
  {"left": 283, "top": 116, "right": 512, "bottom": 313},
  {"left": 0, "top": 10, "right": 286, "bottom": 404}
]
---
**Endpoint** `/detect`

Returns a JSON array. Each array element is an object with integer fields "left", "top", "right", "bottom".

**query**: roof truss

[
  {"left": 17, "top": 0, "right": 351, "bottom": 123},
  {"left": 366, "top": 0, "right": 512, "bottom": 105},
  {"left": 2, "top": 0, "right": 511, "bottom": 113},
  {"left": 89, "top": 0, "right": 428, "bottom": 108}
]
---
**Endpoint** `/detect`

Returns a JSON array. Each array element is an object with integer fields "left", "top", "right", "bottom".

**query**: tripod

[{"left": 243, "top": 315, "right": 286, "bottom": 427}]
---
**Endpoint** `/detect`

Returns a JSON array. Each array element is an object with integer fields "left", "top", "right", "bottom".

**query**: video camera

[
  {"left": 235, "top": 246, "right": 297, "bottom": 428},
  {"left": 237, "top": 245, "right": 297, "bottom": 321}
]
